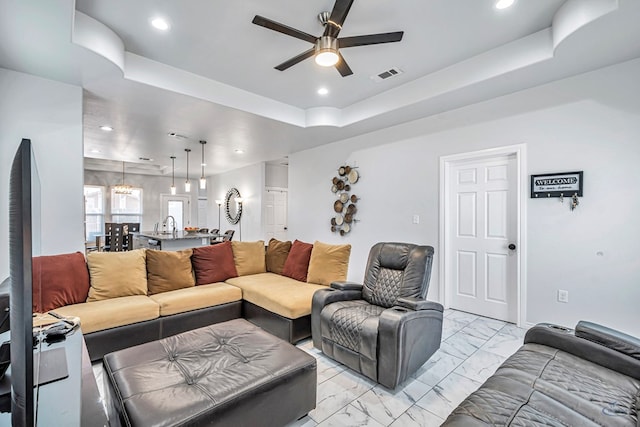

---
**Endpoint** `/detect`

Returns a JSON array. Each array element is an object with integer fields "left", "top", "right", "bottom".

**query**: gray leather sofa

[
  {"left": 443, "top": 321, "right": 640, "bottom": 426},
  {"left": 311, "top": 242, "right": 443, "bottom": 389}
]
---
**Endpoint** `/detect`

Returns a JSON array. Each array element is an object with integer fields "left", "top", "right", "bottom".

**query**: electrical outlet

[
  {"left": 412, "top": 214, "right": 420, "bottom": 224},
  {"left": 557, "top": 289, "right": 569, "bottom": 303}
]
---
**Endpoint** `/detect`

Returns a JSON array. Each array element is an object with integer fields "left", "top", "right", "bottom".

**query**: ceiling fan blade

[
  {"left": 324, "top": 0, "right": 354, "bottom": 38},
  {"left": 338, "top": 31, "right": 404, "bottom": 48},
  {"left": 275, "top": 48, "right": 316, "bottom": 71},
  {"left": 335, "top": 52, "right": 353, "bottom": 77},
  {"left": 252, "top": 15, "right": 317, "bottom": 44}
]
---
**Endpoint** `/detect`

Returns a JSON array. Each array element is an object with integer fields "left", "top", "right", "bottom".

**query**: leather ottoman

[{"left": 103, "top": 318, "right": 317, "bottom": 427}]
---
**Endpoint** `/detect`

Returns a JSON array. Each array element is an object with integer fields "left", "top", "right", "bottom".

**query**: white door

[
  {"left": 448, "top": 154, "right": 517, "bottom": 322},
  {"left": 264, "top": 190, "right": 288, "bottom": 241},
  {"left": 160, "top": 194, "right": 191, "bottom": 231},
  {"left": 197, "top": 199, "right": 207, "bottom": 227}
]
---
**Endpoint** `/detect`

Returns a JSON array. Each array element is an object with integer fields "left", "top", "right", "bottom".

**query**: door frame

[
  {"left": 439, "top": 144, "right": 528, "bottom": 327},
  {"left": 160, "top": 193, "right": 192, "bottom": 229}
]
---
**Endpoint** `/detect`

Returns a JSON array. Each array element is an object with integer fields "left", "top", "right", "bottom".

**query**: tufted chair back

[{"left": 362, "top": 242, "right": 434, "bottom": 308}]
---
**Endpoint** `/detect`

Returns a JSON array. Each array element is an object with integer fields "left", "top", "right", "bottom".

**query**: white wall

[
  {"left": 0, "top": 68, "right": 84, "bottom": 280},
  {"left": 265, "top": 163, "right": 288, "bottom": 188},
  {"left": 208, "top": 162, "right": 265, "bottom": 241},
  {"left": 289, "top": 59, "right": 640, "bottom": 336},
  {"left": 84, "top": 169, "right": 200, "bottom": 231}
]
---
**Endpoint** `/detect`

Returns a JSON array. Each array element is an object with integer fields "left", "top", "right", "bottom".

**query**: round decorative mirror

[{"left": 224, "top": 188, "right": 242, "bottom": 224}]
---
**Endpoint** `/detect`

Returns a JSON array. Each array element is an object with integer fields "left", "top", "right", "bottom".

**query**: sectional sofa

[{"left": 6, "top": 239, "right": 351, "bottom": 362}]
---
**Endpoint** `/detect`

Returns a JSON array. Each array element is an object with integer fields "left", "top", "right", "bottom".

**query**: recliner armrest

[
  {"left": 575, "top": 321, "right": 640, "bottom": 361},
  {"left": 330, "top": 281, "right": 363, "bottom": 291},
  {"left": 396, "top": 297, "right": 443, "bottom": 312},
  {"left": 525, "top": 322, "right": 640, "bottom": 380}
]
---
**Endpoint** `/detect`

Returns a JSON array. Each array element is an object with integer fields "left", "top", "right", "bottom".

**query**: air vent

[{"left": 370, "top": 67, "right": 403, "bottom": 83}]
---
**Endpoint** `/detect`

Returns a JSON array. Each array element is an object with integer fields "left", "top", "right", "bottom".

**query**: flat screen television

[{"left": 8, "top": 138, "right": 41, "bottom": 425}]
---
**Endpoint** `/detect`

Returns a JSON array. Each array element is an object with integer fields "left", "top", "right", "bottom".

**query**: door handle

[
  {"left": 508, "top": 243, "right": 516, "bottom": 250},
  {"left": 284, "top": 227, "right": 288, "bottom": 230}
]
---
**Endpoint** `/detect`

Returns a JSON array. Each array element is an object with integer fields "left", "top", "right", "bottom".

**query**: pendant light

[
  {"left": 184, "top": 148, "right": 191, "bottom": 192},
  {"left": 199, "top": 140, "right": 207, "bottom": 190},
  {"left": 114, "top": 161, "right": 133, "bottom": 194},
  {"left": 170, "top": 156, "right": 176, "bottom": 195}
]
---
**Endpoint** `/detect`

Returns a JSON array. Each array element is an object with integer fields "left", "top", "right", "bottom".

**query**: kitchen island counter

[{"left": 133, "top": 231, "right": 212, "bottom": 251}]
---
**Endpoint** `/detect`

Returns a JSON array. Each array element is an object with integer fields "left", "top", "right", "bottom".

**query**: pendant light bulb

[
  {"left": 199, "top": 140, "right": 207, "bottom": 190},
  {"left": 170, "top": 156, "right": 177, "bottom": 195},
  {"left": 184, "top": 148, "right": 191, "bottom": 193}
]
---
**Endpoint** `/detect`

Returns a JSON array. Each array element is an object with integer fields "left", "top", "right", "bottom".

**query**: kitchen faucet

[{"left": 162, "top": 215, "right": 176, "bottom": 234}]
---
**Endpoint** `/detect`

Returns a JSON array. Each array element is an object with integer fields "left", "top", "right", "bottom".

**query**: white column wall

[{"left": 0, "top": 68, "right": 84, "bottom": 280}]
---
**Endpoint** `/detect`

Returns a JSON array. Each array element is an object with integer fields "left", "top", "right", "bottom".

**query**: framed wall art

[{"left": 530, "top": 171, "right": 583, "bottom": 198}]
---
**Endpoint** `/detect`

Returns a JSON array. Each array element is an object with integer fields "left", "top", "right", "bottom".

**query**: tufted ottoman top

[{"left": 104, "top": 318, "right": 317, "bottom": 427}]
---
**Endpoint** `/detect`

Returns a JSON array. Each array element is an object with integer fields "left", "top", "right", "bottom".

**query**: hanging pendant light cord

[
  {"left": 171, "top": 156, "right": 175, "bottom": 186},
  {"left": 185, "top": 149, "right": 190, "bottom": 180},
  {"left": 201, "top": 140, "right": 206, "bottom": 178}
]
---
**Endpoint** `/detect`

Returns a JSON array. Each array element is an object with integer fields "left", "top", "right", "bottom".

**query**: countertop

[{"left": 134, "top": 231, "right": 212, "bottom": 240}]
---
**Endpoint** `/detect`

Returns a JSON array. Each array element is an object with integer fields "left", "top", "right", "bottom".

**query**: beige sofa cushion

[
  {"left": 86, "top": 249, "right": 148, "bottom": 302},
  {"left": 226, "top": 273, "right": 326, "bottom": 319},
  {"left": 146, "top": 249, "right": 195, "bottom": 294},
  {"left": 232, "top": 241, "right": 266, "bottom": 276},
  {"left": 51, "top": 295, "right": 159, "bottom": 334},
  {"left": 307, "top": 241, "right": 351, "bottom": 286},
  {"left": 149, "top": 283, "right": 242, "bottom": 316}
]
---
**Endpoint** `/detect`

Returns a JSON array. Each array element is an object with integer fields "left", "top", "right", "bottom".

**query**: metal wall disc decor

[
  {"left": 329, "top": 164, "right": 359, "bottom": 235},
  {"left": 224, "top": 187, "right": 243, "bottom": 224}
]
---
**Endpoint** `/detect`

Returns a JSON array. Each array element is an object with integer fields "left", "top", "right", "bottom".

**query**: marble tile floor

[{"left": 92, "top": 309, "right": 527, "bottom": 426}]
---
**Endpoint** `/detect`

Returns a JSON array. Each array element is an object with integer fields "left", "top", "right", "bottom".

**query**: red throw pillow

[
  {"left": 191, "top": 242, "right": 238, "bottom": 285},
  {"left": 32, "top": 251, "right": 90, "bottom": 313},
  {"left": 282, "top": 240, "right": 313, "bottom": 282}
]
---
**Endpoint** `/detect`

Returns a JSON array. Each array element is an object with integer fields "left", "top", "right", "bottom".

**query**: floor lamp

[
  {"left": 235, "top": 197, "right": 244, "bottom": 241},
  {"left": 215, "top": 199, "right": 222, "bottom": 232}
]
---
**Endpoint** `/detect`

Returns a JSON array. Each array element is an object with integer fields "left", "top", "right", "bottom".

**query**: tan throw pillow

[
  {"left": 146, "top": 249, "right": 195, "bottom": 295},
  {"left": 307, "top": 241, "right": 352, "bottom": 286},
  {"left": 231, "top": 241, "right": 266, "bottom": 276},
  {"left": 86, "top": 249, "right": 148, "bottom": 302},
  {"left": 266, "top": 238, "right": 292, "bottom": 274}
]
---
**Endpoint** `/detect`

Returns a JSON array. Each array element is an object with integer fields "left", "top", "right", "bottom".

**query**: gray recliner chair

[{"left": 311, "top": 242, "right": 443, "bottom": 389}]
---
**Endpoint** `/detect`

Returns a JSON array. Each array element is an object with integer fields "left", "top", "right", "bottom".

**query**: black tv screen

[{"left": 8, "top": 138, "right": 41, "bottom": 426}]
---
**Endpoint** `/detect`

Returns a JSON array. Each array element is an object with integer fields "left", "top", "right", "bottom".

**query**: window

[
  {"left": 111, "top": 187, "right": 143, "bottom": 224},
  {"left": 84, "top": 185, "right": 105, "bottom": 241}
]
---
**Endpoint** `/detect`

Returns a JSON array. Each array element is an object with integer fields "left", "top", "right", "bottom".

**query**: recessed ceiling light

[
  {"left": 317, "top": 87, "right": 329, "bottom": 95},
  {"left": 90, "top": 149, "right": 101, "bottom": 154},
  {"left": 495, "top": 0, "right": 515, "bottom": 10},
  {"left": 150, "top": 17, "right": 170, "bottom": 31},
  {"left": 99, "top": 125, "right": 113, "bottom": 132},
  {"left": 234, "top": 149, "right": 244, "bottom": 154}
]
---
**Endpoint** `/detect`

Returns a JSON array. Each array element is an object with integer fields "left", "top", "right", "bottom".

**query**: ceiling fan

[{"left": 252, "top": 0, "right": 404, "bottom": 77}]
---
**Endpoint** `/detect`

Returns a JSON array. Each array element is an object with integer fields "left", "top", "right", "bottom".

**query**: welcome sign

[{"left": 531, "top": 171, "right": 583, "bottom": 198}]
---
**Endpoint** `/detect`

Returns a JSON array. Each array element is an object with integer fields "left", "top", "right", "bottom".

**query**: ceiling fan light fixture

[
  {"left": 315, "top": 36, "right": 339, "bottom": 67},
  {"left": 495, "top": 0, "right": 515, "bottom": 10}
]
